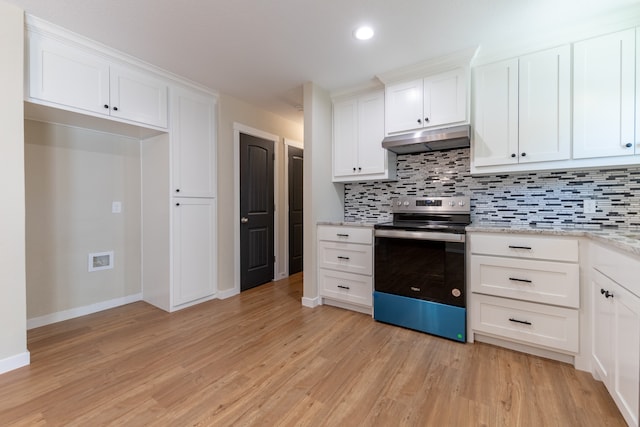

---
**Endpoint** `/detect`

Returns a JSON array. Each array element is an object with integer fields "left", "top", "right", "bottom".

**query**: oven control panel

[{"left": 391, "top": 196, "right": 470, "bottom": 213}]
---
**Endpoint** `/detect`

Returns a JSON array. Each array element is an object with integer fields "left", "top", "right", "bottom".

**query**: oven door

[{"left": 374, "top": 229, "right": 466, "bottom": 307}]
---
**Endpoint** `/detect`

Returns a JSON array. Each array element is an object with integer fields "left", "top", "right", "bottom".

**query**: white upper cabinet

[
  {"left": 473, "top": 58, "right": 519, "bottom": 167},
  {"left": 332, "top": 90, "right": 396, "bottom": 182},
  {"left": 519, "top": 46, "right": 571, "bottom": 163},
  {"left": 573, "top": 29, "right": 636, "bottom": 159},
  {"left": 171, "top": 87, "right": 217, "bottom": 198},
  {"left": 472, "top": 45, "right": 571, "bottom": 171},
  {"left": 385, "top": 68, "right": 467, "bottom": 134},
  {"left": 27, "top": 31, "right": 168, "bottom": 129}
]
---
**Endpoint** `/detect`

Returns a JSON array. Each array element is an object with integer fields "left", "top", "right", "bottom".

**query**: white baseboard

[
  {"left": 301, "top": 296, "right": 321, "bottom": 308},
  {"left": 0, "top": 351, "right": 30, "bottom": 375},
  {"left": 217, "top": 287, "right": 240, "bottom": 299},
  {"left": 27, "top": 293, "right": 143, "bottom": 330}
]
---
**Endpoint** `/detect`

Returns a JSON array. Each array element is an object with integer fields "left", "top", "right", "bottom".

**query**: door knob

[{"left": 241, "top": 217, "right": 249, "bottom": 224}]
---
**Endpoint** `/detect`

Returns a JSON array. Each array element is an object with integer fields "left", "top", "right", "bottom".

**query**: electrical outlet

[
  {"left": 112, "top": 201, "right": 122, "bottom": 213},
  {"left": 584, "top": 199, "right": 597, "bottom": 214}
]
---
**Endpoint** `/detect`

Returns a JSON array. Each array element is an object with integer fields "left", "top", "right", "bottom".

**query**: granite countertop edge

[{"left": 467, "top": 223, "right": 640, "bottom": 257}]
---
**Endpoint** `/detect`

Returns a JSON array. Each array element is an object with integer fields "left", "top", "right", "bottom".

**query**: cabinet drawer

[
  {"left": 469, "top": 233, "right": 579, "bottom": 262},
  {"left": 470, "top": 255, "right": 579, "bottom": 308},
  {"left": 471, "top": 294, "right": 579, "bottom": 353},
  {"left": 319, "top": 269, "right": 372, "bottom": 307},
  {"left": 318, "top": 241, "right": 372, "bottom": 275},
  {"left": 317, "top": 225, "right": 372, "bottom": 245}
]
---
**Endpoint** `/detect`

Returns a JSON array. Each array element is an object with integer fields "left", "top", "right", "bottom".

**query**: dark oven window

[{"left": 374, "top": 236, "right": 465, "bottom": 307}]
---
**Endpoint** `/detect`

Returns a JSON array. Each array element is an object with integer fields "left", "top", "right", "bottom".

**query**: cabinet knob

[
  {"left": 113, "top": 106, "right": 119, "bottom": 111},
  {"left": 511, "top": 153, "right": 516, "bottom": 158},
  {"left": 626, "top": 143, "right": 633, "bottom": 148},
  {"left": 176, "top": 189, "right": 180, "bottom": 193},
  {"left": 176, "top": 203, "right": 180, "bottom": 206},
  {"left": 104, "top": 104, "right": 109, "bottom": 109},
  {"left": 424, "top": 117, "right": 429, "bottom": 122},
  {"left": 352, "top": 167, "right": 356, "bottom": 172},
  {"left": 521, "top": 152, "right": 526, "bottom": 157},
  {"left": 600, "top": 288, "right": 614, "bottom": 299},
  {"left": 358, "top": 167, "right": 362, "bottom": 171},
  {"left": 417, "top": 118, "right": 422, "bottom": 124}
]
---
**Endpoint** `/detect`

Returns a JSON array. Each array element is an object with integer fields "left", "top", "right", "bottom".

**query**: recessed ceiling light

[{"left": 354, "top": 25, "right": 374, "bottom": 41}]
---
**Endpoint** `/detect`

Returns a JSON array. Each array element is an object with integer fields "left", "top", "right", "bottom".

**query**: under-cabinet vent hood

[{"left": 382, "top": 125, "right": 470, "bottom": 154}]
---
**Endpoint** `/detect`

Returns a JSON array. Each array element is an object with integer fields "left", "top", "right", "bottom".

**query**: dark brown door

[
  {"left": 240, "top": 133, "right": 274, "bottom": 291},
  {"left": 288, "top": 146, "right": 303, "bottom": 274}
]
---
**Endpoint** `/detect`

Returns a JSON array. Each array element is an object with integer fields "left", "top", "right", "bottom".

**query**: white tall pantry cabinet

[{"left": 143, "top": 86, "right": 218, "bottom": 312}]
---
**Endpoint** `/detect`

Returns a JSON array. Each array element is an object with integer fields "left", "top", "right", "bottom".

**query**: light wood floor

[{"left": 0, "top": 273, "right": 625, "bottom": 426}]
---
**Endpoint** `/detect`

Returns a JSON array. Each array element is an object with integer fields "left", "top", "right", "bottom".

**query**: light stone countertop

[
  {"left": 317, "top": 221, "right": 377, "bottom": 228},
  {"left": 467, "top": 222, "right": 640, "bottom": 257}
]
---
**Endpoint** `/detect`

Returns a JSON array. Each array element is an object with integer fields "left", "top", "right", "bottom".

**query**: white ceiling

[{"left": 6, "top": 0, "right": 640, "bottom": 123}]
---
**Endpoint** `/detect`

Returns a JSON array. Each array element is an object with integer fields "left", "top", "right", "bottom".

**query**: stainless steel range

[{"left": 373, "top": 196, "right": 470, "bottom": 342}]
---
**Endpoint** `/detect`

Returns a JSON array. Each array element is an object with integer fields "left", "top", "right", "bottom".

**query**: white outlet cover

[
  {"left": 112, "top": 201, "right": 122, "bottom": 213},
  {"left": 584, "top": 199, "right": 597, "bottom": 214}
]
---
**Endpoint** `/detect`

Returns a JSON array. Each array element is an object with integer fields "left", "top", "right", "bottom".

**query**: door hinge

[{"left": 273, "top": 255, "right": 276, "bottom": 263}]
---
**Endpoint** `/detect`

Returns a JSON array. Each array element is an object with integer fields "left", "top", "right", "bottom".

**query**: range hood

[{"left": 382, "top": 124, "right": 470, "bottom": 154}]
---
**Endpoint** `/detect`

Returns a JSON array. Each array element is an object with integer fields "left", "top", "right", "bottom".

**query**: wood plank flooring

[{"left": 0, "top": 273, "right": 626, "bottom": 426}]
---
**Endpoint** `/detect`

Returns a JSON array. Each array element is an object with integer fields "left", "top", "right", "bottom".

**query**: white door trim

[
  {"left": 233, "top": 122, "right": 280, "bottom": 294},
  {"left": 284, "top": 139, "right": 303, "bottom": 277}
]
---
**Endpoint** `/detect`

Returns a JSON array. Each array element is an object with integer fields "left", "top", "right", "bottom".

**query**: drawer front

[
  {"left": 317, "top": 225, "right": 372, "bottom": 245},
  {"left": 471, "top": 294, "right": 579, "bottom": 353},
  {"left": 469, "top": 233, "right": 579, "bottom": 262},
  {"left": 318, "top": 241, "right": 372, "bottom": 275},
  {"left": 319, "top": 269, "right": 372, "bottom": 307},
  {"left": 470, "top": 255, "right": 579, "bottom": 308}
]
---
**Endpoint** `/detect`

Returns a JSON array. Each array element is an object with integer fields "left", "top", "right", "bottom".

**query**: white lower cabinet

[
  {"left": 469, "top": 232, "right": 580, "bottom": 354},
  {"left": 591, "top": 244, "right": 640, "bottom": 427},
  {"left": 317, "top": 224, "right": 373, "bottom": 313},
  {"left": 172, "top": 198, "right": 216, "bottom": 307}
]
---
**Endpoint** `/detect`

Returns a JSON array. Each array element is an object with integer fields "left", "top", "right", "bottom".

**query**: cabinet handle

[
  {"left": 176, "top": 203, "right": 180, "bottom": 206},
  {"left": 508, "top": 245, "right": 532, "bottom": 250},
  {"left": 626, "top": 143, "right": 633, "bottom": 148},
  {"left": 113, "top": 106, "right": 119, "bottom": 111},
  {"left": 336, "top": 233, "right": 350, "bottom": 237},
  {"left": 417, "top": 118, "right": 422, "bottom": 124},
  {"left": 424, "top": 117, "right": 429, "bottom": 122},
  {"left": 509, "top": 277, "right": 532, "bottom": 283},
  {"left": 353, "top": 167, "right": 356, "bottom": 172},
  {"left": 509, "top": 318, "right": 532, "bottom": 326},
  {"left": 358, "top": 167, "right": 362, "bottom": 171},
  {"left": 410, "top": 286, "right": 421, "bottom": 292},
  {"left": 521, "top": 152, "right": 526, "bottom": 157},
  {"left": 175, "top": 189, "right": 180, "bottom": 193},
  {"left": 600, "top": 288, "right": 614, "bottom": 299},
  {"left": 104, "top": 104, "right": 109, "bottom": 109},
  {"left": 337, "top": 285, "right": 350, "bottom": 290},
  {"left": 511, "top": 153, "right": 516, "bottom": 158},
  {"left": 337, "top": 256, "right": 350, "bottom": 260}
]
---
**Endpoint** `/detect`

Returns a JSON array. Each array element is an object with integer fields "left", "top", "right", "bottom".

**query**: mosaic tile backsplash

[{"left": 344, "top": 148, "right": 640, "bottom": 227}]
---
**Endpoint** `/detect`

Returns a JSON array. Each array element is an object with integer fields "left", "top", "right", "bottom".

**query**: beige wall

[
  {"left": 0, "top": 1, "right": 28, "bottom": 368},
  {"left": 24, "top": 121, "right": 142, "bottom": 319},
  {"left": 217, "top": 94, "right": 303, "bottom": 291}
]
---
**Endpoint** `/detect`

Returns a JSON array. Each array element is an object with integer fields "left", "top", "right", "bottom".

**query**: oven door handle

[{"left": 374, "top": 229, "right": 465, "bottom": 243}]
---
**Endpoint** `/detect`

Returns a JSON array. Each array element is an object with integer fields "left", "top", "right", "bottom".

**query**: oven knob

[
  {"left": 396, "top": 200, "right": 402, "bottom": 206},
  {"left": 449, "top": 201, "right": 455, "bottom": 207},
  {"left": 458, "top": 201, "right": 465, "bottom": 206},
  {"left": 403, "top": 201, "right": 410, "bottom": 206}
]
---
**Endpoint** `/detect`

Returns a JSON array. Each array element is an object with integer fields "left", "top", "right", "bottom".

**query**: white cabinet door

[
  {"left": 172, "top": 198, "right": 216, "bottom": 307},
  {"left": 424, "top": 68, "right": 466, "bottom": 128},
  {"left": 110, "top": 65, "right": 168, "bottom": 128},
  {"left": 573, "top": 29, "right": 636, "bottom": 159},
  {"left": 473, "top": 58, "right": 519, "bottom": 167},
  {"left": 385, "top": 79, "right": 423, "bottom": 134},
  {"left": 592, "top": 269, "right": 640, "bottom": 427},
  {"left": 519, "top": 45, "right": 571, "bottom": 163},
  {"left": 592, "top": 270, "right": 614, "bottom": 385},
  {"left": 333, "top": 98, "right": 359, "bottom": 178},
  {"left": 28, "top": 32, "right": 110, "bottom": 115},
  {"left": 171, "top": 88, "right": 217, "bottom": 197},
  {"left": 356, "top": 91, "right": 385, "bottom": 175}
]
